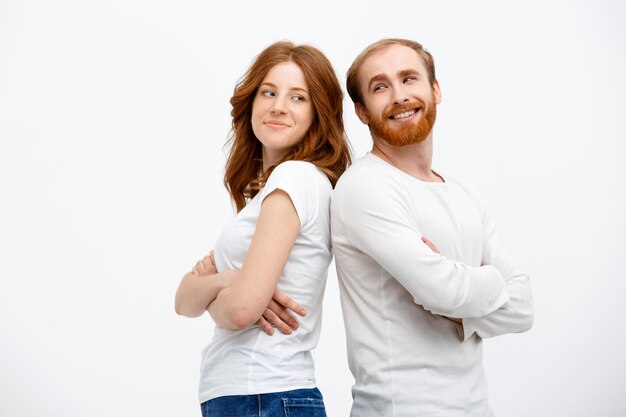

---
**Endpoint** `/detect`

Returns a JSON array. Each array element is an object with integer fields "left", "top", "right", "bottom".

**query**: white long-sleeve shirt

[{"left": 331, "top": 153, "right": 533, "bottom": 417}]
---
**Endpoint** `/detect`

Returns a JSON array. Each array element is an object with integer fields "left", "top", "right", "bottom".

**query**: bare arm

[
  {"left": 174, "top": 253, "right": 238, "bottom": 318},
  {"left": 179, "top": 250, "right": 305, "bottom": 334},
  {"left": 254, "top": 290, "right": 307, "bottom": 335},
  {"left": 208, "top": 189, "right": 301, "bottom": 330}
]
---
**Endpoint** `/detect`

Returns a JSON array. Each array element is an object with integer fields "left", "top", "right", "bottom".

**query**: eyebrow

[
  {"left": 367, "top": 74, "right": 388, "bottom": 91},
  {"left": 367, "top": 69, "right": 420, "bottom": 90},
  {"left": 259, "top": 82, "right": 309, "bottom": 94},
  {"left": 398, "top": 69, "right": 419, "bottom": 78}
]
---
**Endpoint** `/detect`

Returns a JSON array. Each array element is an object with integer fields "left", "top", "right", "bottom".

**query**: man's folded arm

[
  {"left": 337, "top": 174, "right": 509, "bottom": 318},
  {"left": 459, "top": 192, "right": 534, "bottom": 341}
]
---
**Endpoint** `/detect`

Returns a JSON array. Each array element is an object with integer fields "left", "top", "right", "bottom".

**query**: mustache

[{"left": 383, "top": 100, "right": 425, "bottom": 119}]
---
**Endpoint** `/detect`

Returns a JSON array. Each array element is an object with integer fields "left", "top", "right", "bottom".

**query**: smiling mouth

[
  {"left": 389, "top": 108, "right": 418, "bottom": 120},
  {"left": 265, "top": 120, "right": 290, "bottom": 127}
]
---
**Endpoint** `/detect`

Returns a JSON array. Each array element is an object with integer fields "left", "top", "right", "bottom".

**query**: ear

[
  {"left": 355, "top": 102, "right": 370, "bottom": 125},
  {"left": 432, "top": 80, "right": 442, "bottom": 104}
]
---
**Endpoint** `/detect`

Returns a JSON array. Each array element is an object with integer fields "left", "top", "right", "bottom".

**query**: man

[{"left": 331, "top": 38, "right": 534, "bottom": 417}]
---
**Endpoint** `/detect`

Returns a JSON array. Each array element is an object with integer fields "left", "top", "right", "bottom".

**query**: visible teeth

[{"left": 392, "top": 110, "right": 416, "bottom": 119}]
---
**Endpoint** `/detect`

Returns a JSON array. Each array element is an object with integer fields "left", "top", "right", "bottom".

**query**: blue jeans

[{"left": 200, "top": 388, "right": 326, "bottom": 417}]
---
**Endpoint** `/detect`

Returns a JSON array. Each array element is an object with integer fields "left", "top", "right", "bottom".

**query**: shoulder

[
  {"left": 334, "top": 154, "right": 405, "bottom": 198},
  {"left": 445, "top": 176, "right": 491, "bottom": 219},
  {"left": 263, "top": 161, "right": 332, "bottom": 227},
  {"left": 270, "top": 160, "right": 331, "bottom": 191},
  {"left": 332, "top": 155, "right": 415, "bottom": 224},
  {"left": 446, "top": 176, "right": 486, "bottom": 202}
]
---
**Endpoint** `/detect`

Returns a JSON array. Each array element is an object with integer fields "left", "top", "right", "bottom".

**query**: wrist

[{"left": 218, "top": 269, "right": 238, "bottom": 289}]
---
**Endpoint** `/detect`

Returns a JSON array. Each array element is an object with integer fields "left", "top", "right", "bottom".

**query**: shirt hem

[{"left": 199, "top": 380, "right": 317, "bottom": 404}]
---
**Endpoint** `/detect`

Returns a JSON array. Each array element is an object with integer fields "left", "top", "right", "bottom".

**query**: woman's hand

[
  {"left": 192, "top": 251, "right": 217, "bottom": 275},
  {"left": 206, "top": 189, "right": 301, "bottom": 330},
  {"left": 175, "top": 251, "right": 241, "bottom": 318},
  {"left": 256, "top": 290, "right": 307, "bottom": 336},
  {"left": 190, "top": 251, "right": 305, "bottom": 333}
]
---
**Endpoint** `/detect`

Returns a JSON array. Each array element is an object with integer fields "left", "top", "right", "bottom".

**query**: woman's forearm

[
  {"left": 208, "top": 190, "right": 301, "bottom": 329},
  {"left": 207, "top": 284, "right": 266, "bottom": 329},
  {"left": 174, "top": 270, "right": 236, "bottom": 318}
]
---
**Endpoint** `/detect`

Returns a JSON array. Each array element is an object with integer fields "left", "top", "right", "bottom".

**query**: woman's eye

[
  {"left": 292, "top": 95, "right": 306, "bottom": 102},
  {"left": 261, "top": 90, "right": 275, "bottom": 97}
]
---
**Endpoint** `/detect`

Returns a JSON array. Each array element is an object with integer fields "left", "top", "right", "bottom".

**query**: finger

[
  {"left": 209, "top": 251, "right": 216, "bottom": 266},
  {"left": 273, "top": 290, "right": 306, "bottom": 317},
  {"left": 421, "top": 237, "right": 440, "bottom": 254},
  {"left": 263, "top": 307, "right": 293, "bottom": 335},
  {"left": 192, "top": 266, "right": 199, "bottom": 275},
  {"left": 256, "top": 316, "right": 274, "bottom": 336},
  {"left": 423, "top": 239, "right": 437, "bottom": 253},
  {"left": 195, "top": 260, "right": 207, "bottom": 275},
  {"left": 268, "top": 299, "right": 298, "bottom": 330},
  {"left": 201, "top": 258, "right": 213, "bottom": 275}
]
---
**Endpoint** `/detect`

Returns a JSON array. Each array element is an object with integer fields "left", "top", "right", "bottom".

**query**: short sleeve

[{"left": 259, "top": 161, "right": 327, "bottom": 228}]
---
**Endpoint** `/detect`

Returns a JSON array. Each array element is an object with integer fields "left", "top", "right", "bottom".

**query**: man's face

[{"left": 355, "top": 44, "right": 441, "bottom": 147}]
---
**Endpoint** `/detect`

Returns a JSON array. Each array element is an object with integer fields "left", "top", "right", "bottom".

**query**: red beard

[{"left": 367, "top": 94, "right": 437, "bottom": 147}]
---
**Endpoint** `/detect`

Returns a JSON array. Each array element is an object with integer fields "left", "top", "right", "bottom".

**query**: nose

[
  {"left": 392, "top": 93, "right": 410, "bottom": 106},
  {"left": 392, "top": 83, "right": 410, "bottom": 105},
  {"left": 270, "top": 95, "right": 288, "bottom": 115}
]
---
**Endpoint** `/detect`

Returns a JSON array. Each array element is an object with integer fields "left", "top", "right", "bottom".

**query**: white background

[{"left": 1, "top": 1, "right": 625, "bottom": 416}]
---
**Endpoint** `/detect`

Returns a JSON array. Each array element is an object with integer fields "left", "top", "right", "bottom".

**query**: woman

[{"left": 175, "top": 41, "right": 351, "bottom": 417}]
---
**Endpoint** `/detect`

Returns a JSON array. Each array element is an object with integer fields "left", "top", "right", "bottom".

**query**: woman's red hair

[{"left": 224, "top": 41, "right": 351, "bottom": 212}]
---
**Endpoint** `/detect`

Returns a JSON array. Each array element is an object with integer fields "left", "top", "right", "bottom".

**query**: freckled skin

[{"left": 251, "top": 62, "right": 314, "bottom": 168}]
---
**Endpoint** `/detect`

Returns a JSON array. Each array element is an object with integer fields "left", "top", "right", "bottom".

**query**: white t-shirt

[
  {"left": 331, "top": 153, "right": 533, "bottom": 417},
  {"left": 198, "top": 161, "right": 333, "bottom": 403}
]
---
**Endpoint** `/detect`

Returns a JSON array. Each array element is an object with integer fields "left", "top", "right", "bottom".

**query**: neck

[
  {"left": 261, "top": 147, "right": 283, "bottom": 172},
  {"left": 371, "top": 133, "right": 442, "bottom": 182}
]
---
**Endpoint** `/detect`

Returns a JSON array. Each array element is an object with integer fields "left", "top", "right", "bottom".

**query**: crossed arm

[
  {"left": 336, "top": 175, "right": 510, "bottom": 318},
  {"left": 174, "top": 189, "right": 306, "bottom": 334},
  {"left": 457, "top": 198, "right": 534, "bottom": 340},
  {"left": 421, "top": 234, "right": 534, "bottom": 339},
  {"left": 340, "top": 174, "right": 532, "bottom": 337},
  {"left": 369, "top": 213, "right": 532, "bottom": 339}
]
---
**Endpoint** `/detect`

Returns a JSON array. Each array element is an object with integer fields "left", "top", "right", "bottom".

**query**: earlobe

[
  {"left": 433, "top": 80, "right": 442, "bottom": 104},
  {"left": 355, "top": 103, "right": 369, "bottom": 125}
]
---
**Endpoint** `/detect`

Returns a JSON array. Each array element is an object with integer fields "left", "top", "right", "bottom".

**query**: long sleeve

[
  {"left": 336, "top": 170, "right": 510, "bottom": 318},
  {"left": 460, "top": 189, "right": 534, "bottom": 341}
]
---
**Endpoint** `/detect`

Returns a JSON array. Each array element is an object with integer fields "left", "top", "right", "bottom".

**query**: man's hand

[
  {"left": 257, "top": 289, "right": 306, "bottom": 336},
  {"left": 192, "top": 251, "right": 217, "bottom": 276},
  {"left": 421, "top": 237, "right": 440, "bottom": 254}
]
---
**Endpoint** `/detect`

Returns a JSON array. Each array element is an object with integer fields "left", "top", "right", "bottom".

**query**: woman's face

[{"left": 251, "top": 61, "right": 313, "bottom": 168}]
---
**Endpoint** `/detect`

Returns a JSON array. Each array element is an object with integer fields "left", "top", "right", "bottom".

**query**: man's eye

[
  {"left": 373, "top": 85, "right": 386, "bottom": 92},
  {"left": 403, "top": 77, "right": 416, "bottom": 83}
]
